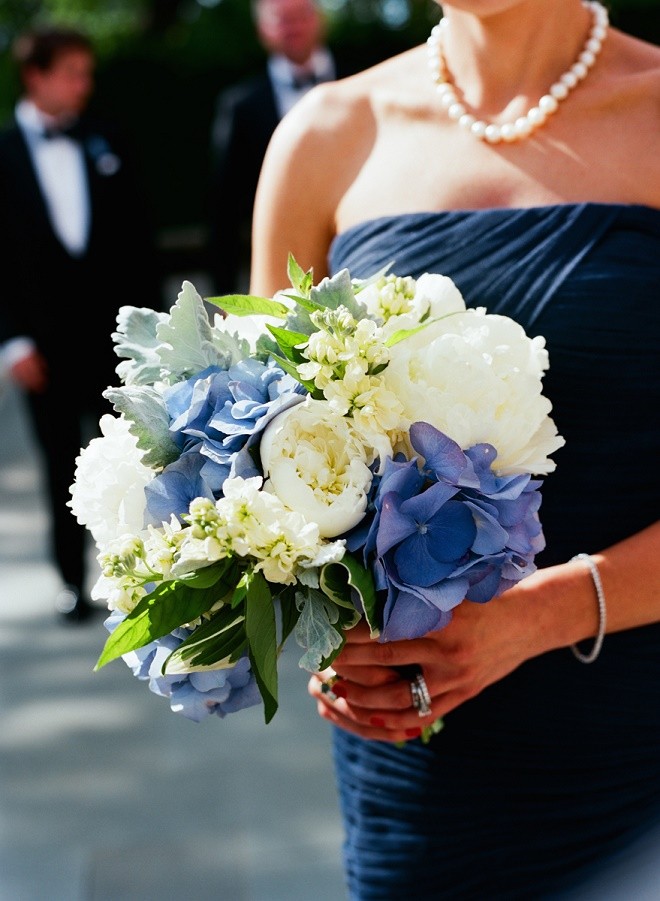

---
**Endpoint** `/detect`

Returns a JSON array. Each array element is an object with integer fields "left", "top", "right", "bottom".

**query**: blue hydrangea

[
  {"left": 105, "top": 613, "right": 262, "bottom": 722},
  {"left": 349, "top": 422, "right": 545, "bottom": 642},
  {"left": 144, "top": 359, "right": 306, "bottom": 525}
]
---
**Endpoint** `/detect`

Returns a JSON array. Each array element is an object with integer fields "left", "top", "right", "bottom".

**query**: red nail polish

[
  {"left": 405, "top": 727, "right": 422, "bottom": 738},
  {"left": 333, "top": 682, "right": 347, "bottom": 699},
  {"left": 370, "top": 716, "right": 386, "bottom": 727}
]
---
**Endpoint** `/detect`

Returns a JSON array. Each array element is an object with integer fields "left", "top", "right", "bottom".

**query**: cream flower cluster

[
  {"left": 93, "top": 474, "right": 346, "bottom": 614},
  {"left": 359, "top": 274, "right": 418, "bottom": 321},
  {"left": 173, "top": 476, "right": 345, "bottom": 584},
  {"left": 94, "top": 520, "right": 184, "bottom": 614},
  {"left": 298, "top": 306, "right": 389, "bottom": 389},
  {"left": 359, "top": 271, "right": 467, "bottom": 335},
  {"left": 296, "top": 307, "right": 400, "bottom": 452}
]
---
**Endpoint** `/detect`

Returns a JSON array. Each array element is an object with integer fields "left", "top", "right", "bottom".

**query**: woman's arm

[
  {"left": 310, "top": 519, "right": 660, "bottom": 743},
  {"left": 250, "top": 85, "right": 343, "bottom": 296},
  {"left": 250, "top": 74, "right": 379, "bottom": 297}
]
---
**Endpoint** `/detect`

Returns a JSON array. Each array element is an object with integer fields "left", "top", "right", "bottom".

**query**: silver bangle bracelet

[{"left": 570, "top": 553, "right": 607, "bottom": 664}]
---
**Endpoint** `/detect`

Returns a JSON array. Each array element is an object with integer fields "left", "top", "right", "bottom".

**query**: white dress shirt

[
  {"left": 15, "top": 98, "right": 91, "bottom": 257},
  {"left": 2, "top": 101, "right": 92, "bottom": 368}
]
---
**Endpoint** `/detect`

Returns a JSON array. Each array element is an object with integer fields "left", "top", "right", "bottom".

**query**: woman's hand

[
  {"left": 308, "top": 572, "right": 560, "bottom": 744},
  {"left": 309, "top": 523, "right": 660, "bottom": 743}
]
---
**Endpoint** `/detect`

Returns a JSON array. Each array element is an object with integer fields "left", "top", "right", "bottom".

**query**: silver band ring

[{"left": 409, "top": 672, "right": 432, "bottom": 717}]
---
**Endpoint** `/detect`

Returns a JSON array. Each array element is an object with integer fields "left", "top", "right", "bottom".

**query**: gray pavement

[{"left": 0, "top": 381, "right": 348, "bottom": 901}]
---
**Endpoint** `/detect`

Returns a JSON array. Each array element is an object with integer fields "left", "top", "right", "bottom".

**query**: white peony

[
  {"left": 382, "top": 308, "right": 565, "bottom": 475},
  {"left": 260, "top": 398, "right": 376, "bottom": 537},
  {"left": 68, "top": 414, "right": 154, "bottom": 547}
]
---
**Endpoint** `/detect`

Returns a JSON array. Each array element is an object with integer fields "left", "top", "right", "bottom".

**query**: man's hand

[{"left": 10, "top": 348, "right": 48, "bottom": 393}]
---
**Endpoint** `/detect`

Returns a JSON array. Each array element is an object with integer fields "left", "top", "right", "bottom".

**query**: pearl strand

[{"left": 426, "top": 1, "right": 609, "bottom": 144}]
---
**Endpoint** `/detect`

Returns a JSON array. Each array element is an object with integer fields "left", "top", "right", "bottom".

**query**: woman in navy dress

[{"left": 249, "top": 1, "right": 660, "bottom": 896}]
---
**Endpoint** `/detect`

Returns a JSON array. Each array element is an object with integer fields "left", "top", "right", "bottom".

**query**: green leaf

[
  {"left": 162, "top": 604, "right": 248, "bottom": 673},
  {"left": 184, "top": 562, "right": 235, "bottom": 589},
  {"left": 95, "top": 566, "right": 231, "bottom": 670},
  {"left": 287, "top": 253, "right": 314, "bottom": 296},
  {"left": 204, "top": 293, "right": 290, "bottom": 319},
  {"left": 384, "top": 311, "right": 465, "bottom": 348},
  {"left": 230, "top": 578, "right": 248, "bottom": 608},
  {"left": 245, "top": 571, "right": 279, "bottom": 723},
  {"left": 279, "top": 292, "right": 324, "bottom": 315},
  {"left": 254, "top": 332, "right": 280, "bottom": 360},
  {"left": 266, "top": 325, "right": 310, "bottom": 362},
  {"left": 278, "top": 590, "right": 300, "bottom": 649},
  {"left": 320, "top": 554, "right": 378, "bottom": 637},
  {"left": 267, "top": 351, "right": 318, "bottom": 396},
  {"left": 103, "top": 385, "right": 180, "bottom": 469},
  {"left": 383, "top": 322, "right": 430, "bottom": 347}
]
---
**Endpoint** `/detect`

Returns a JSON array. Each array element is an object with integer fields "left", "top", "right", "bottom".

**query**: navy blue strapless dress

[{"left": 327, "top": 204, "right": 660, "bottom": 900}]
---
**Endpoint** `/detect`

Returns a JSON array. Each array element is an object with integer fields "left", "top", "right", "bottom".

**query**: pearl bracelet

[{"left": 570, "top": 553, "right": 607, "bottom": 664}]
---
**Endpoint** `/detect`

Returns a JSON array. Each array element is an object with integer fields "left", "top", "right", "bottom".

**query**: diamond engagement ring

[{"left": 410, "top": 672, "right": 432, "bottom": 718}]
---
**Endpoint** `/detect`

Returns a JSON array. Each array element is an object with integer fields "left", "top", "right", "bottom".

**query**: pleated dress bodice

[{"left": 328, "top": 203, "right": 660, "bottom": 900}]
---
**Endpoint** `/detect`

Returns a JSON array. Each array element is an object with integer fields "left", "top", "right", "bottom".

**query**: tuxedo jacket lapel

[{"left": 5, "top": 127, "right": 59, "bottom": 246}]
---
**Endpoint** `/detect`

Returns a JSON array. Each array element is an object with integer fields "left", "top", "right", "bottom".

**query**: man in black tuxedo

[
  {"left": 0, "top": 26, "right": 160, "bottom": 622},
  {"left": 208, "top": 0, "right": 355, "bottom": 295}
]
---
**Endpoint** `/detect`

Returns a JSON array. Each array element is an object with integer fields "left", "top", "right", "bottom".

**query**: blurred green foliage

[{"left": 0, "top": 0, "right": 657, "bottom": 255}]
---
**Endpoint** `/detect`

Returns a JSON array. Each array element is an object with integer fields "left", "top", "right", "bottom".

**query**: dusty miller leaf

[
  {"left": 294, "top": 588, "right": 343, "bottom": 673},
  {"left": 103, "top": 385, "right": 179, "bottom": 468},
  {"left": 156, "top": 281, "right": 243, "bottom": 383},
  {"left": 112, "top": 306, "right": 169, "bottom": 386}
]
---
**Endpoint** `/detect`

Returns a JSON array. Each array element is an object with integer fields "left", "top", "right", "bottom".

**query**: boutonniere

[{"left": 85, "top": 134, "right": 122, "bottom": 176}]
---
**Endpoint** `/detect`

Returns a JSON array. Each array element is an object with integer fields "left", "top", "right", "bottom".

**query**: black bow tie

[
  {"left": 42, "top": 120, "right": 84, "bottom": 141},
  {"left": 291, "top": 71, "right": 319, "bottom": 90}
]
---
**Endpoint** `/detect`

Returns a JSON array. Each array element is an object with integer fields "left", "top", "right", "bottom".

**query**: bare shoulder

[
  {"left": 263, "top": 46, "right": 423, "bottom": 174},
  {"left": 251, "top": 47, "right": 426, "bottom": 293}
]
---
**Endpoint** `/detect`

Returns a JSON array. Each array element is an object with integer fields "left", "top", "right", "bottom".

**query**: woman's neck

[{"left": 438, "top": 0, "right": 594, "bottom": 117}]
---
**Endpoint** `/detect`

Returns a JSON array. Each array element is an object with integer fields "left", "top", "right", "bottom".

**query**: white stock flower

[
  {"left": 383, "top": 308, "right": 565, "bottom": 475},
  {"left": 360, "top": 272, "right": 466, "bottom": 335},
  {"left": 171, "top": 477, "right": 345, "bottom": 584},
  {"left": 68, "top": 414, "right": 153, "bottom": 547},
  {"left": 260, "top": 398, "right": 376, "bottom": 537},
  {"left": 93, "top": 532, "right": 156, "bottom": 614},
  {"left": 297, "top": 307, "right": 389, "bottom": 391},
  {"left": 359, "top": 274, "right": 417, "bottom": 321},
  {"left": 321, "top": 363, "right": 397, "bottom": 468},
  {"left": 91, "top": 572, "right": 146, "bottom": 614},
  {"left": 254, "top": 513, "right": 323, "bottom": 585}
]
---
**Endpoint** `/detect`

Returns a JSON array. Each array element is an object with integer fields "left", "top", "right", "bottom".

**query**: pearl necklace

[{"left": 426, "top": 1, "right": 609, "bottom": 144}]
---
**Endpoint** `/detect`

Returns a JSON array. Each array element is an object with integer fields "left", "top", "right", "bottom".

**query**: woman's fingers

[
  {"left": 313, "top": 671, "right": 412, "bottom": 711},
  {"left": 308, "top": 674, "right": 434, "bottom": 743}
]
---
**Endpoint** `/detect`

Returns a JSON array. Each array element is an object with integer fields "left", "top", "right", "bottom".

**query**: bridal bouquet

[{"left": 69, "top": 256, "right": 564, "bottom": 729}]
